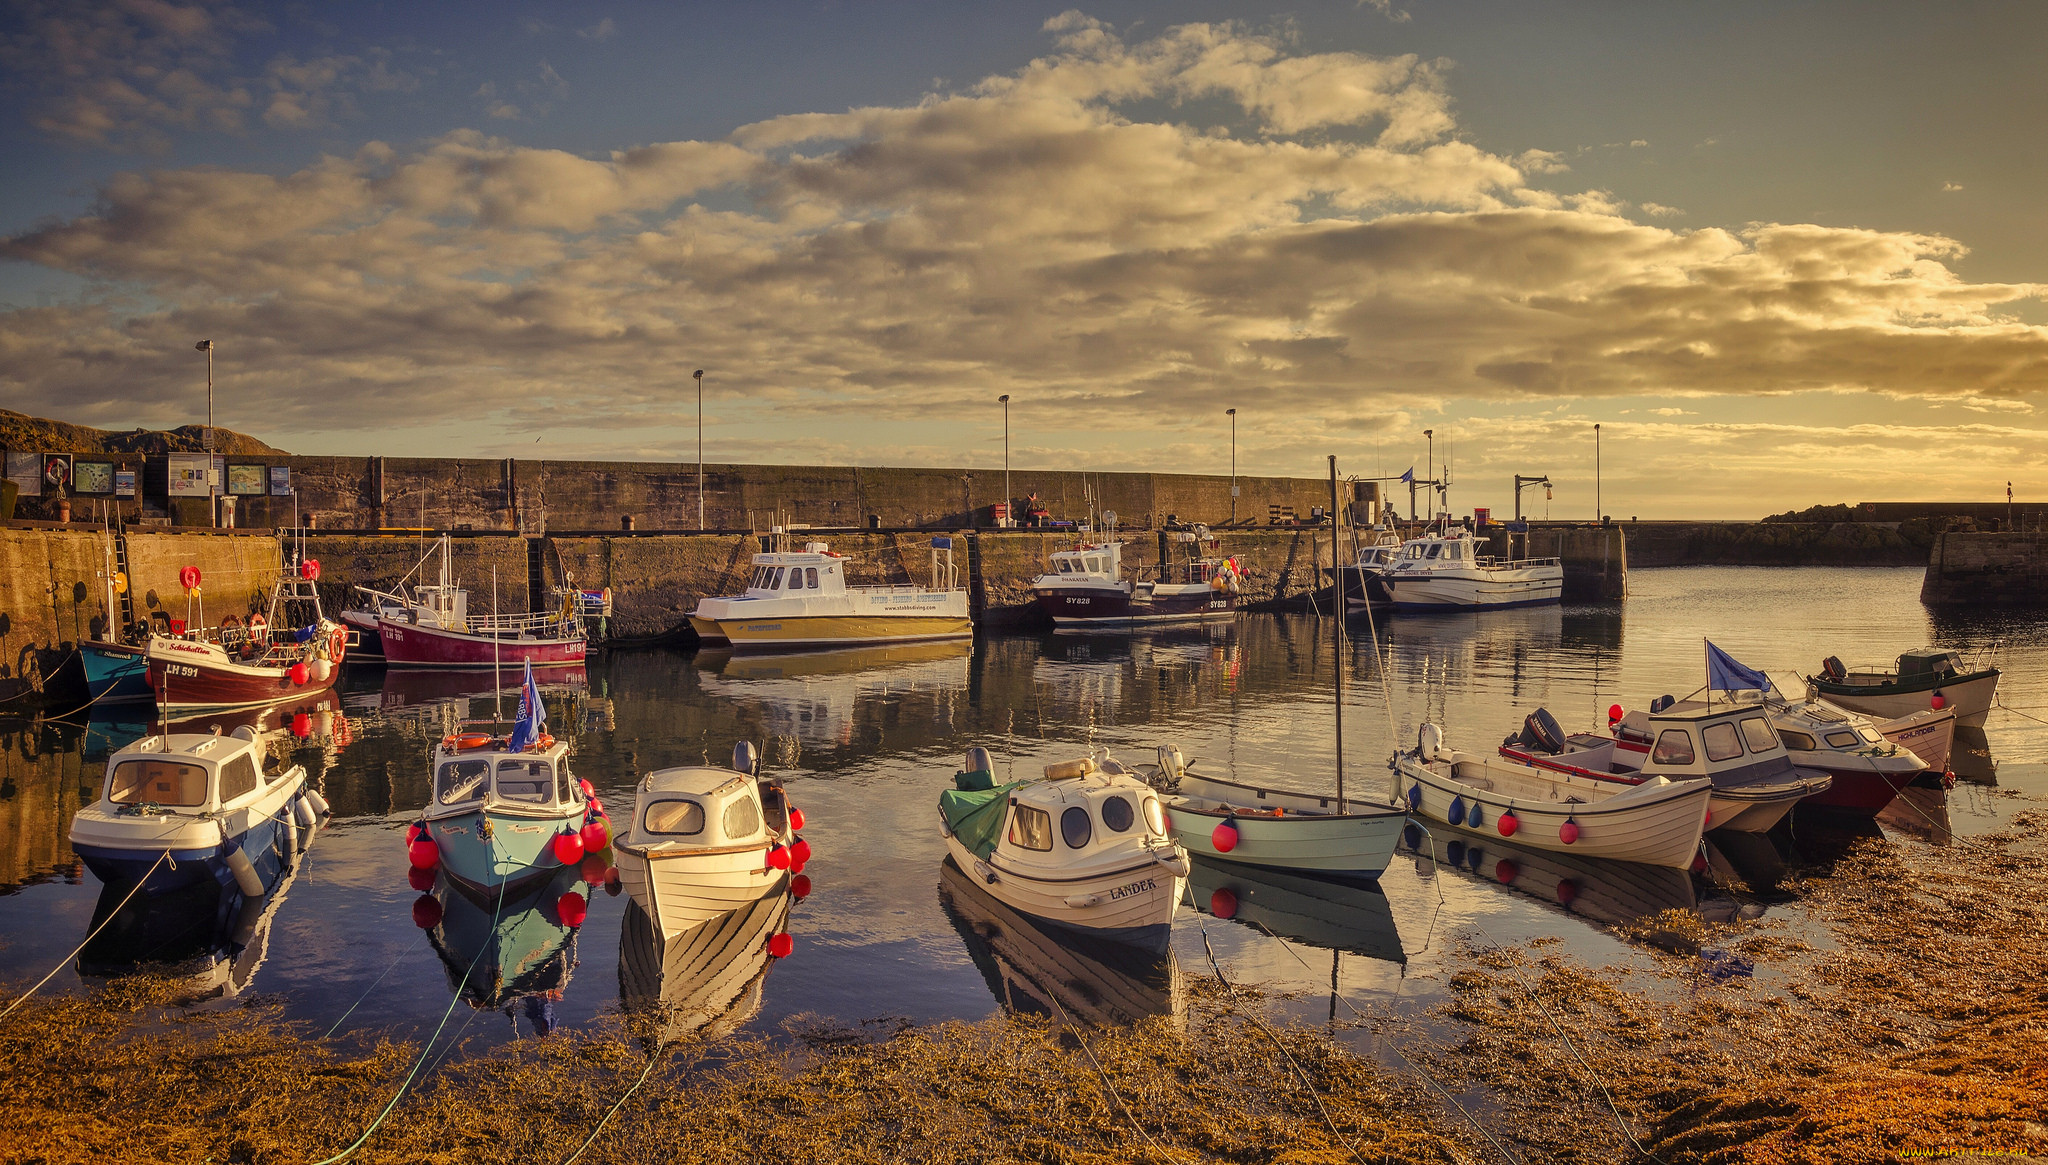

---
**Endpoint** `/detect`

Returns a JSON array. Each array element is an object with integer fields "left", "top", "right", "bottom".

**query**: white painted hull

[
  {"left": 613, "top": 843, "right": 783, "bottom": 941},
  {"left": 1163, "top": 772, "right": 1406, "bottom": 879},
  {"left": 1875, "top": 706, "right": 1957, "bottom": 772},
  {"left": 940, "top": 833, "right": 1185, "bottom": 954},
  {"left": 1821, "top": 671, "right": 1998, "bottom": 730},
  {"left": 1385, "top": 565, "right": 1564, "bottom": 611},
  {"left": 1394, "top": 753, "right": 1709, "bottom": 869}
]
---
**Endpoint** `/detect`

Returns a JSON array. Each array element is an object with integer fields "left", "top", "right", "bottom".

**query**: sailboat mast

[{"left": 1330, "top": 454, "right": 1346, "bottom": 812}]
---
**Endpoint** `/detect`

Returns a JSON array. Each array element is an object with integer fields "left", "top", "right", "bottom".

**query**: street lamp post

[
  {"left": 1594, "top": 422, "right": 1601, "bottom": 522},
  {"left": 195, "top": 340, "right": 215, "bottom": 526},
  {"left": 1423, "top": 428, "right": 1434, "bottom": 521},
  {"left": 1227, "top": 408, "right": 1237, "bottom": 525},
  {"left": 694, "top": 369, "right": 705, "bottom": 530},
  {"left": 998, "top": 394, "right": 1010, "bottom": 527}
]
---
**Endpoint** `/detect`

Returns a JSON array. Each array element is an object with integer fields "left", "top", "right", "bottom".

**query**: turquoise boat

[
  {"left": 426, "top": 864, "right": 584, "bottom": 1030},
  {"left": 420, "top": 735, "right": 599, "bottom": 901}
]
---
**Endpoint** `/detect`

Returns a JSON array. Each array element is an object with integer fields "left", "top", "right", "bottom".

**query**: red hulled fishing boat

[{"left": 148, "top": 556, "right": 349, "bottom": 714}]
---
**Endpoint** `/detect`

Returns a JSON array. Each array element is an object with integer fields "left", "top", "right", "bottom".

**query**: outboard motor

[
  {"left": 1821, "top": 656, "right": 1847, "bottom": 682},
  {"left": 1156, "top": 745, "right": 1186, "bottom": 782},
  {"left": 1649, "top": 694, "right": 1675, "bottom": 714},
  {"left": 1417, "top": 722, "right": 1444, "bottom": 762},
  {"left": 1523, "top": 708, "right": 1566, "bottom": 755},
  {"left": 964, "top": 746, "right": 994, "bottom": 776},
  {"left": 731, "top": 741, "right": 759, "bottom": 775}
]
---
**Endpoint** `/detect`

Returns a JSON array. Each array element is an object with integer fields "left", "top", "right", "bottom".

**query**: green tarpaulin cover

[{"left": 939, "top": 775, "right": 1021, "bottom": 862}]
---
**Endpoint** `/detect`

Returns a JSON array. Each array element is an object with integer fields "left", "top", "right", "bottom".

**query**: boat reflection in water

[
  {"left": 1398, "top": 822, "right": 1701, "bottom": 930},
  {"left": 617, "top": 877, "right": 794, "bottom": 1043},
  {"left": 695, "top": 640, "right": 970, "bottom": 748},
  {"left": 424, "top": 865, "right": 585, "bottom": 1037},
  {"left": 84, "top": 687, "right": 355, "bottom": 760},
  {"left": 1186, "top": 856, "right": 1405, "bottom": 964},
  {"left": 1877, "top": 784, "right": 1953, "bottom": 845},
  {"left": 76, "top": 861, "right": 303, "bottom": 1002},
  {"left": 938, "top": 857, "right": 1185, "bottom": 1027},
  {"left": 366, "top": 665, "right": 590, "bottom": 716}
]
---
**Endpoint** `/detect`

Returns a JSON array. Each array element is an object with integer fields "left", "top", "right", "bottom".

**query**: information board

[
  {"left": 227, "top": 464, "right": 267, "bottom": 495},
  {"left": 72, "top": 460, "right": 115, "bottom": 495},
  {"left": 268, "top": 465, "right": 292, "bottom": 496},
  {"left": 167, "top": 453, "right": 211, "bottom": 497}
]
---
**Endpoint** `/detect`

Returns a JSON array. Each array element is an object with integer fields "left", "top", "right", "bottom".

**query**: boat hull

[
  {"left": 380, "top": 619, "right": 587, "bottom": 668},
  {"left": 147, "top": 640, "right": 340, "bottom": 713},
  {"left": 1876, "top": 706, "right": 1957, "bottom": 772},
  {"left": 1789, "top": 760, "right": 1921, "bottom": 815},
  {"left": 82, "top": 641, "right": 153, "bottom": 704},
  {"left": 1323, "top": 565, "right": 1392, "bottom": 609},
  {"left": 428, "top": 807, "right": 587, "bottom": 901},
  {"left": 940, "top": 833, "right": 1184, "bottom": 954},
  {"left": 1394, "top": 754, "right": 1709, "bottom": 869},
  {"left": 72, "top": 773, "right": 308, "bottom": 896},
  {"left": 1034, "top": 585, "right": 1236, "bottom": 626},
  {"left": 339, "top": 610, "right": 387, "bottom": 660},
  {"left": 688, "top": 615, "right": 730, "bottom": 645},
  {"left": 1162, "top": 776, "right": 1407, "bottom": 880},
  {"left": 713, "top": 613, "right": 972, "bottom": 651},
  {"left": 1385, "top": 567, "right": 1564, "bottom": 611},
  {"left": 1813, "top": 669, "right": 1998, "bottom": 729},
  {"left": 613, "top": 841, "right": 783, "bottom": 940}
]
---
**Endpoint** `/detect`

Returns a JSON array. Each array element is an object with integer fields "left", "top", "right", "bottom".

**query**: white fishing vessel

[
  {"left": 1381, "top": 529, "right": 1562, "bottom": 612},
  {"left": 688, "top": 538, "right": 971, "bottom": 651},
  {"left": 1030, "top": 522, "right": 1240, "bottom": 628},
  {"left": 1142, "top": 747, "right": 1408, "bottom": 880},
  {"left": 937, "top": 748, "right": 1189, "bottom": 953},
  {"left": 1809, "top": 649, "right": 2000, "bottom": 729},
  {"left": 70, "top": 726, "right": 327, "bottom": 895},
  {"left": 611, "top": 743, "right": 800, "bottom": 940},
  {"left": 1395, "top": 724, "right": 1712, "bottom": 869}
]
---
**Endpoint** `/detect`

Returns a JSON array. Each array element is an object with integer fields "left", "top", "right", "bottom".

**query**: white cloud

[
  {"left": 1943, "top": 181, "right": 1964, "bottom": 192},
  {"left": 578, "top": 18, "right": 617, "bottom": 42},
  {"left": 1638, "top": 201, "right": 1684, "bottom": 218}
]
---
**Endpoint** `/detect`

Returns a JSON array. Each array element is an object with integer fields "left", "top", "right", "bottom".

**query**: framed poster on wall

[
  {"left": 268, "top": 465, "right": 291, "bottom": 496},
  {"left": 72, "top": 460, "right": 115, "bottom": 494},
  {"left": 167, "top": 452, "right": 211, "bottom": 497},
  {"left": 227, "top": 464, "right": 267, "bottom": 495},
  {"left": 114, "top": 469, "right": 137, "bottom": 496},
  {"left": 5, "top": 450, "right": 42, "bottom": 496}
]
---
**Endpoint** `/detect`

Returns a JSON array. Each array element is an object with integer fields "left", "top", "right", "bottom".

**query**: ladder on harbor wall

[{"left": 965, "top": 532, "right": 987, "bottom": 621}]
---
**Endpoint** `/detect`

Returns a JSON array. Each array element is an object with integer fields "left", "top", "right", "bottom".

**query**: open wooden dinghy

[
  {"left": 1140, "top": 745, "right": 1408, "bottom": 881},
  {"left": 937, "top": 748, "right": 1189, "bottom": 954},
  {"left": 1395, "top": 723, "right": 1711, "bottom": 870}
]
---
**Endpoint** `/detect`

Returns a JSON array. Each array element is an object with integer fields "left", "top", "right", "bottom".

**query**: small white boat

[
  {"left": 689, "top": 537, "right": 971, "bottom": 650},
  {"left": 1381, "top": 529, "right": 1562, "bottom": 612},
  {"left": 937, "top": 747, "right": 1189, "bottom": 953},
  {"left": 1872, "top": 704, "right": 1958, "bottom": 773},
  {"left": 1810, "top": 649, "right": 2000, "bottom": 730},
  {"left": 70, "top": 727, "right": 325, "bottom": 895},
  {"left": 1395, "top": 724, "right": 1711, "bottom": 869},
  {"left": 1758, "top": 675, "right": 1927, "bottom": 814},
  {"left": 1140, "top": 746, "right": 1408, "bottom": 880},
  {"left": 611, "top": 743, "right": 799, "bottom": 940}
]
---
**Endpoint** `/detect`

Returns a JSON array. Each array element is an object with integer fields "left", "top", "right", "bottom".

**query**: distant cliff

[{"left": 0, "top": 409, "right": 287, "bottom": 456}]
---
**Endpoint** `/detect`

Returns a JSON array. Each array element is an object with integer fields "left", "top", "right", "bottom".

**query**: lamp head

[
  {"left": 998, "top": 394, "right": 1009, "bottom": 403},
  {"left": 693, "top": 369, "right": 704, "bottom": 381},
  {"left": 1226, "top": 408, "right": 1236, "bottom": 416},
  {"left": 195, "top": 340, "right": 212, "bottom": 351},
  {"left": 1423, "top": 428, "right": 1433, "bottom": 439}
]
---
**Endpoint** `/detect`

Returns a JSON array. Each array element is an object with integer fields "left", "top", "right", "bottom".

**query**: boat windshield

[
  {"left": 494, "top": 758, "right": 557, "bottom": 805},
  {"left": 107, "top": 759, "right": 208, "bottom": 807},
  {"left": 436, "top": 760, "right": 490, "bottom": 805}
]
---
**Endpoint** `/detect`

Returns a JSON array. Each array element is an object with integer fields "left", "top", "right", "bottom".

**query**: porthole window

[
  {"left": 1142, "top": 796, "right": 1166, "bottom": 835},
  {"left": 1061, "top": 805, "right": 1093, "bottom": 849},
  {"left": 1101, "top": 795, "right": 1135, "bottom": 832}
]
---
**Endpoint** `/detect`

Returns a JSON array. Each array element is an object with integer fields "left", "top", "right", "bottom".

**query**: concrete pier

[{"left": 1921, "top": 531, "right": 2048, "bottom": 605}]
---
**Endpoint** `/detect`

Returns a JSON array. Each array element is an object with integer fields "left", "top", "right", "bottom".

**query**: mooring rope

[
  {"left": 1041, "top": 978, "right": 1186, "bottom": 1165},
  {"left": 321, "top": 933, "right": 427, "bottom": 1040},
  {"left": 0, "top": 849, "right": 172, "bottom": 1024}
]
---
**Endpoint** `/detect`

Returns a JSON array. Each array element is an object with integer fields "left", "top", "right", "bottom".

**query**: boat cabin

[
  {"left": 1771, "top": 700, "right": 1888, "bottom": 754},
  {"left": 999, "top": 758, "right": 1170, "bottom": 863},
  {"left": 1609, "top": 696, "right": 1804, "bottom": 782},
  {"left": 98, "top": 728, "right": 282, "bottom": 815},
  {"left": 430, "top": 740, "right": 577, "bottom": 816},
  {"left": 744, "top": 543, "right": 851, "bottom": 598},
  {"left": 626, "top": 764, "right": 789, "bottom": 851},
  {"left": 1044, "top": 542, "right": 1124, "bottom": 584},
  {"left": 1395, "top": 533, "right": 1479, "bottom": 567}
]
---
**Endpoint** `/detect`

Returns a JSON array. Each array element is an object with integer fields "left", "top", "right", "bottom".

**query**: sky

[{"left": 2, "top": 1, "right": 2046, "bottom": 519}]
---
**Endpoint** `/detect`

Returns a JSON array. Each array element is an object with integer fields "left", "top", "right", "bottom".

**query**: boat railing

[
  {"left": 468, "top": 609, "right": 583, "bottom": 638},
  {"left": 1473, "top": 555, "right": 1563, "bottom": 569}
]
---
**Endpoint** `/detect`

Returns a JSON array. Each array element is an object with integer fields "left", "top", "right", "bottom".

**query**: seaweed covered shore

[{"left": 6, "top": 813, "right": 2046, "bottom": 1165}]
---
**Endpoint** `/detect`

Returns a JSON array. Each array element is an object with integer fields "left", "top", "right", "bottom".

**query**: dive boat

[
  {"left": 1322, "top": 527, "right": 1404, "bottom": 610},
  {"left": 1809, "top": 649, "right": 2000, "bottom": 730},
  {"left": 1396, "top": 724, "right": 1712, "bottom": 869},
  {"left": 939, "top": 857, "right": 1185, "bottom": 1026},
  {"left": 1030, "top": 527, "right": 1240, "bottom": 628},
  {"left": 937, "top": 748, "right": 1189, "bottom": 953},
  {"left": 408, "top": 664, "right": 608, "bottom": 901},
  {"left": 1760, "top": 683, "right": 1929, "bottom": 814},
  {"left": 1503, "top": 698, "right": 1832, "bottom": 833},
  {"left": 422, "top": 864, "right": 586, "bottom": 1035},
  {"left": 618, "top": 880, "right": 794, "bottom": 1042},
  {"left": 610, "top": 742, "right": 800, "bottom": 940},
  {"left": 146, "top": 556, "right": 348, "bottom": 713},
  {"left": 1381, "top": 529, "right": 1562, "bottom": 612},
  {"left": 688, "top": 538, "right": 972, "bottom": 651},
  {"left": 1141, "top": 746, "right": 1408, "bottom": 880},
  {"left": 69, "top": 726, "right": 327, "bottom": 895}
]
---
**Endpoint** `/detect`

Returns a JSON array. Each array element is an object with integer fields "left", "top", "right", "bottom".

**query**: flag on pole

[
  {"left": 1399, "top": 467, "right": 1414, "bottom": 484},
  {"left": 507, "top": 660, "right": 547, "bottom": 751},
  {"left": 1705, "top": 640, "right": 1769, "bottom": 693}
]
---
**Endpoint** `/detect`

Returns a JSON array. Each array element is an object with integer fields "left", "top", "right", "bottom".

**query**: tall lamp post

[
  {"left": 1227, "top": 408, "right": 1238, "bottom": 525},
  {"left": 998, "top": 394, "right": 1010, "bottom": 527},
  {"left": 1594, "top": 422, "right": 1601, "bottom": 522},
  {"left": 1423, "top": 428, "right": 1434, "bottom": 520},
  {"left": 693, "top": 369, "right": 705, "bottom": 530},
  {"left": 196, "top": 340, "right": 215, "bottom": 526}
]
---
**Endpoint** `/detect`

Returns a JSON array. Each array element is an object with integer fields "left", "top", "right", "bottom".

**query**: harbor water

[{"left": 2, "top": 565, "right": 2044, "bottom": 1052}]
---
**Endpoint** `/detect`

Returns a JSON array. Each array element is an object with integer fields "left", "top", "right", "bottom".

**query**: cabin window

[
  {"left": 495, "top": 759, "right": 556, "bottom": 804},
  {"left": 1425, "top": 544, "right": 1442, "bottom": 559},
  {"left": 436, "top": 760, "right": 490, "bottom": 805},
  {"left": 1142, "top": 795, "right": 1166, "bottom": 835},
  {"left": 722, "top": 796, "right": 761, "bottom": 840},
  {"left": 218, "top": 755, "right": 260, "bottom": 802},
  {"left": 1007, "top": 804, "right": 1053, "bottom": 851},
  {"left": 806, "top": 567, "right": 819, "bottom": 588},
  {"left": 1739, "top": 717, "right": 1778, "bottom": 754},
  {"left": 770, "top": 568, "right": 786, "bottom": 590},
  {"left": 1061, "top": 806, "right": 1093, "bottom": 849},
  {"left": 1101, "top": 795, "right": 1135, "bottom": 833},
  {"left": 1087, "top": 556, "right": 1105, "bottom": 574},
  {"left": 556, "top": 764, "right": 573, "bottom": 804},
  {"left": 1824, "top": 730, "right": 1860, "bottom": 749},
  {"left": 1857, "top": 727, "right": 1883, "bottom": 744},
  {"left": 1702, "top": 723, "right": 1744, "bottom": 763},
  {"left": 107, "top": 759, "right": 208, "bottom": 807},
  {"left": 644, "top": 799, "right": 704, "bottom": 835},
  {"left": 1779, "top": 730, "right": 1817, "bottom": 751},
  {"left": 1651, "top": 729, "right": 1696, "bottom": 766}
]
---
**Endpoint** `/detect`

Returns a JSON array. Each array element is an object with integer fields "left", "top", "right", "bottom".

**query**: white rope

[{"left": 0, "top": 850, "right": 171, "bottom": 1023}]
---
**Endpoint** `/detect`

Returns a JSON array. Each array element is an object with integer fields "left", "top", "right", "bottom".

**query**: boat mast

[{"left": 1330, "top": 454, "right": 1346, "bottom": 813}]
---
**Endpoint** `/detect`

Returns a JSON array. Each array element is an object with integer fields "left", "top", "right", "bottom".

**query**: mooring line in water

[
  {"left": 320, "top": 933, "right": 427, "bottom": 1040},
  {"left": 0, "top": 849, "right": 171, "bottom": 1025},
  {"left": 1994, "top": 695, "right": 2048, "bottom": 728},
  {"left": 555, "top": 1042, "right": 669, "bottom": 1165},
  {"left": 1041, "top": 978, "right": 1187, "bottom": 1165},
  {"left": 310, "top": 877, "right": 508, "bottom": 1165}
]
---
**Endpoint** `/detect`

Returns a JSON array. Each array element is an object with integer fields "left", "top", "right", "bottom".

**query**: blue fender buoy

[
  {"left": 1468, "top": 803, "right": 1485, "bottom": 829},
  {"left": 1448, "top": 796, "right": 1466, "bottom": 826},
  {"left": 1407, "top": 784, "right": 1423, "bottom": 810}
]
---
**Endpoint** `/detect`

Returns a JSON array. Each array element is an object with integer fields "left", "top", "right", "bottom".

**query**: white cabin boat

[
  {"left": 689, "top": 539, "right": 971, "bottom": 651},
  {"left": 1140, "top": 746, "right": 1408, "bottom": 881},
  {"left": 1809, "top": 649, "right": 2000, "bottom": 730},
  {"left": 618, "top": 883, "right": 793, "bottom": 1042},
  {"left": 611, "top": 743, "right": 798, "bottom": 940},
  {"left": 1395, "top": 724, "right": 1712, "bottom": 869},
  {"left": 1030, "top": 533, "right": 1239, "bottom": 628},
  {"left": 1381, "top": 530, "right": 1562, "bottom": 612},
  {"left": 937, "top": 748, "right": 1189, "bottom": 952}
]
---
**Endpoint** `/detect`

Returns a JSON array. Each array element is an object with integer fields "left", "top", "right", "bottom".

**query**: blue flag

[
  {"left": 1399, "top": 467, "right": 1414, "bottom": 484},
  {"left": 507, "top": 660, "right": 547, "bottom": 751},
  {"left": 1705, "top": 640, "right": 1769, "bottom": 693}
]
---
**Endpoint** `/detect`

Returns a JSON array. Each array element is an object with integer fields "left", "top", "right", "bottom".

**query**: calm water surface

[{"left": 3, "top": 566, "right": 2044, "bottom": 1052}]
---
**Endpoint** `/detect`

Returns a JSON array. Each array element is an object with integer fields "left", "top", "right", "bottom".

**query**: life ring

[
  {"left": 300, "top": 559, "right": 321, "bottom": 581},
  {"left": 328, "top": 627, "right": 346, "bottom": 661},
  {"left": 448, "top": 733, "right": 491, "bottom": 750},
  {"left": 247, "top": 614, "right": 268, "bottom": 642},
  {"left": 219, "top": 613, "right": 242, "bottom": 631},
  {"left": 178, "top": 565, "right": 202, "bottom": 590}
]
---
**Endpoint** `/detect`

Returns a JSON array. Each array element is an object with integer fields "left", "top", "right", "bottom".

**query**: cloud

[
  {"left": 1, "top": 11, "right": 2045, "bottom": 487},
  {"left": 1943, "top": 181, "right": 1964, "bottom": 192},
  {"left": 1638, "top": 201, "right": 1683, "bottom": 217},
  {"left": 577, "top": 18, "right": 617, "bottom": 42},
  {"left": 1648, "top": 407, "right": 1695, "bottom": 416}
]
